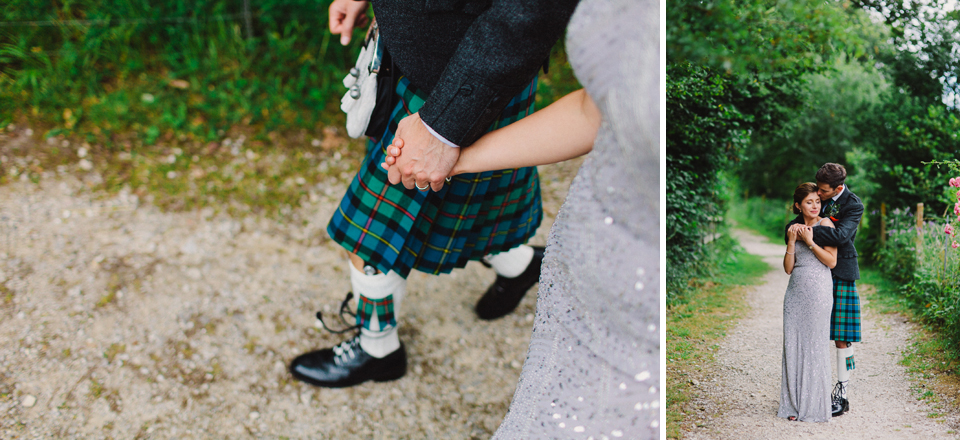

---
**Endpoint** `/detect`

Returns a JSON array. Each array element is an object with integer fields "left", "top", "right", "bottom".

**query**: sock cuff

[
  {"left": 349, "top": 263, "right": 406, "bottom": 300},
  {"left": 484, "top": 244, "right": 535, "bottom": 278}
]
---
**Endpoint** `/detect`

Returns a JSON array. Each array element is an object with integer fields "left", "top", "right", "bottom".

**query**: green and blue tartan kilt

[
  {"left": 830, "top": 278, "right": 861, "bottom": 342},
  {"left": 327, "top": 76, "right": 543, "bottom": 278}
]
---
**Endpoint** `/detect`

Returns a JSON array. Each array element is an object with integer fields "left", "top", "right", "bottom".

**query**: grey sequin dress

[
  {"left": 492, "top": 0, "right": 660, "bottom": 437},
  {"left": 778, "top": 237, "right": 833, "bottom": 422}
]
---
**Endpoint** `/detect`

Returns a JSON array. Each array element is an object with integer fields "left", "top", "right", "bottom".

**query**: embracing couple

[{"left": 779, "top": 163, "right": 863, "bottom": 422}]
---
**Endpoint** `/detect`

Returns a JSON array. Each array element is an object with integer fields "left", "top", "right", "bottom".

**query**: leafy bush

[
  {"left": 666, "top": 60, "right": 807, "bottom": 304},
  {"left": 666, "top": 62, "right": 752, "bottom": 304},
  {"left": 875, "top": 167, "right": 960, "bottom": 358}
]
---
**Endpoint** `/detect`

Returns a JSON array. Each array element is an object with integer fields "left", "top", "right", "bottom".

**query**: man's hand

[
  {"left": 388, "top": 113, "right": 460, "bottom": 192},
  {"left": 329, "top": 0, "right": 369, "bottom": 46}
]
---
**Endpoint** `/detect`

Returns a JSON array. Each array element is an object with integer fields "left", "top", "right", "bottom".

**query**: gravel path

[
  {"left": 681, "top": 229, "right": 959, "bottom": 439},
  {"left": 0, "top": 151, "right": 579, "bottom": 439}
]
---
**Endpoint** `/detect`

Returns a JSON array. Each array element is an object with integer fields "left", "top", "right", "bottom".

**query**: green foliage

[
  {"left": 667, "top": 0, "right": 878, "bottom": 74},
  {"left": 0, "top": 2, "right": 579, "bottom": 143},
  {"left": 727, "top": 195, "right": 794, "bottom": 243},
  {"left": 665, "top": 0, "right": 877, "bottom": 304},
  {"left": 666, "top": 62, "right": 752, "bottom": 303},
  {"left": 536, "top": 38, "right": 582, "bottom": 110},
  {"left": 850, "top": 95, "right": 960, "bottom": 217},
  {"left": 853, "top": 0, "right": 960, "bottom": 105},
  {"left": 738, "top": 55, "right": 890, "bottom": 199},
  {"left": 873, "top": 166, "right": 960, "bottom": 360},
  {"left": 666, "top": 59, "right": 811, "bottom": 303},
  {"left": 0, "top": 0, "right": 362, "bottom": 141},
  {"left": 861, "top": 267, "right": 960, "bottom": 414}
]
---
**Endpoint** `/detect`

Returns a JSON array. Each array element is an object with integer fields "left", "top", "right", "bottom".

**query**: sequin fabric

[
  {"left": 777, "top": 243, "right": 833, "bottom": 422},
  {"left": 492, "top": 0, "right": 660, "bottom": 437}
]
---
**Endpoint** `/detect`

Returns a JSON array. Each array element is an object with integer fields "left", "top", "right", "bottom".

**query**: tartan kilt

[
  {"left": 830, "top": 278, "right": 861, "bottom": 342},
  {"left": 327, "top": 76, "right": 543, "bottom": 278}
]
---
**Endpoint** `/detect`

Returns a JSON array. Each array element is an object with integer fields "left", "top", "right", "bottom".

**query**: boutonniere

[{"left": 827, "top": 203, "right": 842, "bottom": 220}]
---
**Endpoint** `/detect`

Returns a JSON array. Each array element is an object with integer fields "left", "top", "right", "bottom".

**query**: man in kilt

[
  {"left": 289, "top": 0, "right": 580, "bottom": 388},
  {"left": 786, "top": 163, "right": 864, "bottom": 416}
]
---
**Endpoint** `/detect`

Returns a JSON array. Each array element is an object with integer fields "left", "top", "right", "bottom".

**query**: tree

[
  {"left": 666, "top": 0, "right": 870, "bottom": 301},
  {"left": 738, "top": 56, "right": 890, "bottom": 199}
]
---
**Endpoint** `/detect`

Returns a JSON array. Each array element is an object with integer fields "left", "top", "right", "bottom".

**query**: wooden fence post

[
  {"left": 916, "top": 203, "right": 924, "bottom": 255},
  {"left": 243, "top": 0, "right": 253, "bottom": 39},
  {"left": 880, "top": 202, "right": 887, "bottom": 247}
]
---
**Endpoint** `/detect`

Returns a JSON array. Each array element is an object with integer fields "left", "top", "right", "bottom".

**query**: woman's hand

[
  {"left": 800, "top": 225, "right": 814, "bottom": 246},
  {"left": 786, "top": 224, "right": 798, "bottom": 244},
  {"left": 381, "top": 138, "right": 403, "bottom": 171}
]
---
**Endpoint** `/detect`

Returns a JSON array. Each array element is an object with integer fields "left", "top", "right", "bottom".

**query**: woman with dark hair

[{"left": 779, "top": 182, "right": 838, "bottom": 422}]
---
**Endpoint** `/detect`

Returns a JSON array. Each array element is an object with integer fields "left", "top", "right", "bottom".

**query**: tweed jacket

[
  {"left": 371, "top": 0, "right": 579, "bottom": 146},
  {"left": 784, "top": 187, "right": 864, "bottom": 281}
]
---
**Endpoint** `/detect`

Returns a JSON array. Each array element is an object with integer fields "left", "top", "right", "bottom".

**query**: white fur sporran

[{"left": 340, "top": 22, "right": 382, "bottom": 138}]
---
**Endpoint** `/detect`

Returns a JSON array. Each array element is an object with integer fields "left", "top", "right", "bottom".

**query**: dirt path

[
  {"left": 0, "top": 153, "right": 580, "bottom": 438},
  {"left": 682, "top": 229, "right": 959, "bottom": 440}
]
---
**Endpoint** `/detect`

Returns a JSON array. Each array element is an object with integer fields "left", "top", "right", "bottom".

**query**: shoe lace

[
  {"left": 831, "top": 382, "right": 845, "bottom": 403},
  {"left": 316, "top": 292, "right": 361, "bottom": 335},
  {"left": 331, "top": 335, "right": 362, "bottom": 366}
]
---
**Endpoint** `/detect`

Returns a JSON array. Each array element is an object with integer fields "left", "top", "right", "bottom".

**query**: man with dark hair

[
  {"left": 785, "top": 162, "right": 863, "bottom": 417},
  {"left": 815, "top": 163, "right": 847, "bottom": 190},
  {"left": 287, "top": 0, "right": 579, "bottom": 389}
]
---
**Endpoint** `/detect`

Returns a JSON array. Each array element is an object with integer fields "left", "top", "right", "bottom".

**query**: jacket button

[{"left": 459, "top": 85, "right": 473, "bottom": 96}]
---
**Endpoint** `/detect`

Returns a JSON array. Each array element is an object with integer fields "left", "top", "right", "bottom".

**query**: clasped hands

[
  {"left": 787, "top": 223, "right": 815, "bottom": 247},
  {"left": 382, "top": 113, "right": 460, "bottom": 192}
]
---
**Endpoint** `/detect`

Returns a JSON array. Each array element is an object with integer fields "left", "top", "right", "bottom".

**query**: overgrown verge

[
  {"left": 666, "top": 235, "right": 770, "bottom": 439},
  {"left": 873, "top": 173, "right": 960, "bottom": 364},
  {"left": 727, "top": 195, "right": 793, "bottom": 243},
  {"left": 861, "top": 269, "right": 960, "bottom": 430}
]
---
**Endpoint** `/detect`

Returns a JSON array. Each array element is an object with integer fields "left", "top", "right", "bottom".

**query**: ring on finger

[{"left": 415, "top": 182, "right": 429, "bottom": 191}]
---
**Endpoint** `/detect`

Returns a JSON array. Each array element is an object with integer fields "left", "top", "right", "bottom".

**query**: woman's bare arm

[{"left": 383, "top": 89, "right": 600, "bottom": 175}]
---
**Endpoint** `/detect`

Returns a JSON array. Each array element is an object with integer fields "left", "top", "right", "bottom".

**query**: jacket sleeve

[
  {"left": 812, "top": 201, "right": 864, "bottom": 248},
  {"left": 417, "top": 0, "right": 579, "bottom": 147}
]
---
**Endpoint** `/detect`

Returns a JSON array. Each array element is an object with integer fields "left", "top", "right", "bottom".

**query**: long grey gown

[
  {"left": 777, "top": 236, "right": 833, "bottom": 422},
  {"left": 492, "top": 0, "right": 660, "bottom": 437}
]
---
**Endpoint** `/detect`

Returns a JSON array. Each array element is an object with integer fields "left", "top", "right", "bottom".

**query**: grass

[
  {"left": 727, "top": 196, "right": 793, "bottom": 243},
  {"left": 1, "top": 50, "right": 578, "bottom": 221},
  {"left": 666, "top": 236, "right": 771, "bottom": 439},
  {"left": 860, "top": 268, "right": 960, "bottom": 424},
  {"left": 2, "top": 3, "right": 581, "bottom": 219}
]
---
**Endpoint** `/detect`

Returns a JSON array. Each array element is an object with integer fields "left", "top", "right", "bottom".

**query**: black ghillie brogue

[
  {"left": 289, "top": 336, "right": 406, "bottom": 388},
  {"left": 475, "top": 246, "right": 545, "bottom": 320},
  {"left": 289, "top": 293, "right": 406, "bottom": 388},
  {"left": 831, "top": 382, "right": 849, "bottom": 417}
]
